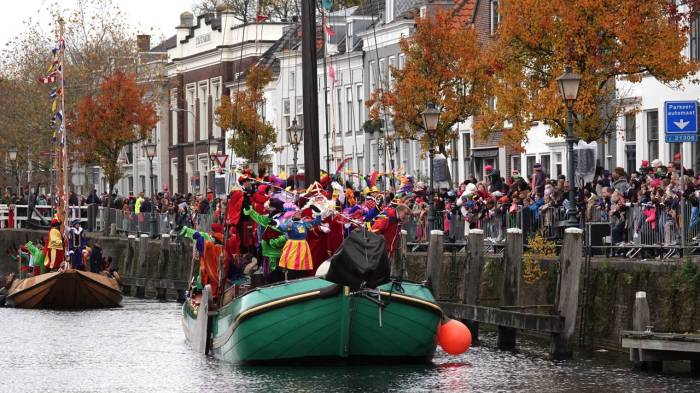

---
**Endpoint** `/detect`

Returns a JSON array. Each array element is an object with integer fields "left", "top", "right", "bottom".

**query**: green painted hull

[{"left": 182, "top": 277, "right": 442, "bottom": 364}]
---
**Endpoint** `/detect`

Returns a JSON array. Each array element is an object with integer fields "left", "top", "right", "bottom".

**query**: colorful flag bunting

[
  {"left": 38, "top": 72, "right": 57, "bottom": 84},
  {"left": 256, "top": 14, "right": 269, "bottom": 23},
  {"left": 322, "top": 0, "right": 332, "bottom": 10},
  {"left": 324, "top": 24, "right": 336, "bottom": 37},
  {"left": 328, "top": 63, "right": 336, "bottom": 82}
]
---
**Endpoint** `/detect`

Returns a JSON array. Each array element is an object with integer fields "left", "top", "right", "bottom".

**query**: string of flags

[{"left": 39, "top": 34, "right": 66, "bottom": 145}]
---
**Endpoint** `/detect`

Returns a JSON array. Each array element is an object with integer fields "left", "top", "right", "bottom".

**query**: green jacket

[{"left": 244, "top": 207, "right": 286, "bottom": 261}]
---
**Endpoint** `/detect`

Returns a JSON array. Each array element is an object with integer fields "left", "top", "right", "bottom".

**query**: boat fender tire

[{"left": 318, "top": 284, "right": 341, "bottom": 299}]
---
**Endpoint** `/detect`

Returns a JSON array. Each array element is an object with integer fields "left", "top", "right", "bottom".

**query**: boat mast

[
  {"left": 301, "top": 0, "right": 321, "bottom": 184},
  {"left": 58, "top": 17, "right": 69, "bottom": 228}
]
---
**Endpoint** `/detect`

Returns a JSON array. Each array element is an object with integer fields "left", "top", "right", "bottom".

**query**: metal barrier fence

[
  {"left": 405, "top": 203, "right": 700, "bottom": 255},
  {"left": 100, "top": 207, "right": 214, "bottom": 237}
]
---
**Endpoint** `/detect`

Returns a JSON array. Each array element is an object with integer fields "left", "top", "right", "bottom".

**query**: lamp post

[
  {"left": 420, "top": 103, "right": 441, "bottom": 232},
  {"left": 207, "top": 137, "right": 220, "bottom": 194},
  {"left": 377, "top": 136, "right": 385, "bottom": 190},
  {"left": 8, "top": 146, "right": 18, "bottom": 196},
  {"left": 171, "top": 107, "right": 198, "bottom": 194},
  {"left": 287, "top": 119, "right": 303, "bottom": 190},
  {"left": 143, "top": 141, "right": 157, "bottom": 198},
  {"left": 556, "top": 66, "right": 582, "bottom": 226}
]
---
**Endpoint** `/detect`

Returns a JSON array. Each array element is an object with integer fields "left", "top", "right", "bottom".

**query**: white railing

[{"left": 0, "top": 204, "right": 88, "bottom": 228}]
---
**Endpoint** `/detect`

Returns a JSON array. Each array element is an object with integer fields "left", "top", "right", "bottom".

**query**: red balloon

[{"left": 438, "top": 319, "right": 472, "bottom": 355}]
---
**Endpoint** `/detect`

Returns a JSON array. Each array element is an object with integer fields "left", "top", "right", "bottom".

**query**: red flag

[
  {"left": 324, "top": 24, "right": 336, "bottom": 37},
  {"left": 256, "top": 14, "right": 269, "bottom": 23},
  {"left": 335, "top": 157, "right": 351, "bottom": 175},
  {"left": 328, "top": 63, "right": 336, "bottom": 82}
]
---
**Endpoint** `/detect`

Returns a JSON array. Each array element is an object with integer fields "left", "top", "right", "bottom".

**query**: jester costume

[
  {"left": 193, "top": 227, "right": 225, "bottom": 299},
  {"left": 278, "top": 214, "right": 322, "bottom": 272},
  {"left": 45, "top": 218, "right": 64, "bottom": 270},
  {"left": 25, "top": 241, "right": 46, "bottom": 276},
  {"left": 244, "top": 207, "right": 286, "bottom": 271}
]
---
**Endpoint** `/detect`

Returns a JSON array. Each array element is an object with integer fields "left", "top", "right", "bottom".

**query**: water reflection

[{"left": 0, "top": 299, "right": 696, "bottom": 392}]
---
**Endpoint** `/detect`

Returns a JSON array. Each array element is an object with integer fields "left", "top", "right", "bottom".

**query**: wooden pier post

[
  {"left": 134, "top": 234, "right": 149, "bottom": 298},
  {"left": 426, "top": 230, "right": 444, "bottom": 298},
  {"left": 391, "top": 230, "right": 408, "bottom": 278},
  {"left": 463, "top": 228, "right": 484, "bottom": 343},
  {"left": 121, "top": 235, "right": 137, "bottom": 296},
  {"left": 155, "top": 234, "right": 170, "bottom": 301},
  {"left": 498, "top": 228, "right": 522, "bottom": 350},
  {"left": 551, "top": 227, "right": 583, "bottom": 359}
]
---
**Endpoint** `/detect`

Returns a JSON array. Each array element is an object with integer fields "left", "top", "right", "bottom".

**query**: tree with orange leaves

[
  {"left": 366, "top": 9, "right": 491, "bottom": 154},
  {"left": 71, "top": 70, "right": 158, "bottom": 193},
  {"left": 215, "top": 65, "right": 276, "bottom": 165},
  {"left": 475, "top": 0, "right": 700, "bottom": 149}
]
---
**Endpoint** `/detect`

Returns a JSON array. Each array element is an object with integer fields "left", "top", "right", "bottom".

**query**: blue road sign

[{"left": 665, "top": 101, "right": 698, "bottom": 143}]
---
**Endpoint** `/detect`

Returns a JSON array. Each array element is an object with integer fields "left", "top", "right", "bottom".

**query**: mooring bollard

[
  {"left": 426, "top": 230, "right": 444, "bottom": 298},
  {"left": 391, "top": 230, "right": 408, "bottom": 278},
  {"left": 155, "top": 234, "right": 170, "bottom": 301},
  {"left": 463, "top": 228, "right": 484, "bottom": 343},
  {"left": 122, "top": 235, "right": 137, "bottom": 296},
  {"left": 550, "top": 227, "right": 583, "bottom": 359},
  {"left": 498, "top": 228, "right": 523, "bottom": 350}
]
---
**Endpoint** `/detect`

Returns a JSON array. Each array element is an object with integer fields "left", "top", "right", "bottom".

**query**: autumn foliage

[
  {"left": 71, "top": 70, "right": 158, "bottom": 192},
  {"left": 216, "top": 65, "right": 277, "bottom": 164},
  {"left": 366, "top": 9, "right": 491, "bottom": 153},
  {"left": 475, "top": 0, "right": 700, "bottom": 148}
]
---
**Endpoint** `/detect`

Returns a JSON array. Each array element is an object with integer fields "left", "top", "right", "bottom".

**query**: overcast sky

[{"left": 0, "top": 0, "right": 195, "bottom": 47}]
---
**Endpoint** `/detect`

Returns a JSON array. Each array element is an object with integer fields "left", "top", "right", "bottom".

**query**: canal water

[{"left": 0, "top": 298, "right": 697, "bottom": 392}]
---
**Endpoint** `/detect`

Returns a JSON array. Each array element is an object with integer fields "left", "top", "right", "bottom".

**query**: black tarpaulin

[{"left": 325, "top": 230, "right": 390, "bottom": 290}]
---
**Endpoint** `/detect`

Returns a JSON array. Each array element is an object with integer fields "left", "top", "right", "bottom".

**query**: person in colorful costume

[
  {"left": 192, "top": 225, "right": 225, "bottom": 300},
  {"left": 371, "top": 204, "right": 410, "bottom": 258},
  {"left": 45, "top": 218, "right": 64, "bottom": 271},
  {"left": 68, "top": 219, "right": 87, "bottom": 270},
  {"left": 25, "top": 241, "right": 46, "bottom": 276},
  {"left": 277, "top": 207, "right": 322, "bottom": 280},
  {"left": 244, "top": 205, "right": 287, "bottom": 281}
]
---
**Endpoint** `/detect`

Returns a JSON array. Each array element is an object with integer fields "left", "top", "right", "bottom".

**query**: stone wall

[{"left": 404, "top": 251, "right": 700, "bottom": 351}]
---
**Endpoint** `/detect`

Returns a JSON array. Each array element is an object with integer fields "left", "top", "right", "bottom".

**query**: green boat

[{"left": 182, "top": 231, "right": 443, "bottom": 364}]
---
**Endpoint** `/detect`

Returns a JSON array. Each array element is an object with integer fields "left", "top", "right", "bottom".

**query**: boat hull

[
  {"left": 5, "top": 269, "right": 123, "bottom": 309},
  {"left": 182, "top": 277, "right": 441, "bottom": 364}
]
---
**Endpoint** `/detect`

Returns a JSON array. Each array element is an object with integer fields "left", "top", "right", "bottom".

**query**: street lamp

[
  {"left": 420, "top": 103, "right": 441, "bottom": 232},
  {"left": 287, "top": 119, "right": 303, "bottom": 189},
  {"left": 8, "top": 146, "right": 19, "bottom": 196},
  {"left": 171, "top": 107, "right": 198, "bottom": 194},
  {"left": 143, "top": 140, "right": 157, "bottom": 198},
  {"left": 556, "top": 66, "right": 582, "bottom": 226},
  {"left": 207, "top": 137, "right": 220, "bottom": 194}
]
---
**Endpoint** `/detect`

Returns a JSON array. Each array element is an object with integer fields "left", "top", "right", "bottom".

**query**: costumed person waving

[
  {"left": 45, "top": 218, "right": 64, "bottom": 271},
  {"left": 277, "top": 206, "right": 322, "bottom": 280},
  {"left": 244, "top": 199, "right": 287, "bottom": 283}
]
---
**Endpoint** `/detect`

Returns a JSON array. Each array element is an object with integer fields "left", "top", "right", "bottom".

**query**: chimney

[
  {"left": 137, "top": 34, "right": 151, "bottom": 52},
  {"left": 180, "top": 11, "right": 194, "bottom": 27}
]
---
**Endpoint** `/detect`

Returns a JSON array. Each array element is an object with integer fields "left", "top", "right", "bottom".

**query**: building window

[
  {"left": 171, "top": 158, "right": 178, "bottom": 193},
  {"left": 282, "top": 99, "right": 291, "bottom": 143},
  {"left": 555, "top": 152, "right": 563, "bottom": 177},
  {"left": 170, "top": 88, "right": 178, "bottom": 145},
  {"left": 490, "top": 0, "right": 500, "bottom": 35},
  {"left": 186, "top": 86, "right": 195, "bottom": 142},
  {"left": 140, "top": 175, "right": 146, "bottom": 193},
  {"left": 198, "top": 82, "right": 209, "bottom": 140},
  {"left": 337, "top": 88, "right": 343, "bottom": 133},
  {"left": 626, "top": 145, "right": 636, "bottom": 174},
  {"left": 625, "top": 112, "right": 636, "bottom": 141},
  {"left": 346, "top": 86, "right": 353, "bottom": 134},
  {"left": 356, "top": 84, "right": 364, "bottom": 133},
  {"left": 295, "top": 97, "right": 303, "bottom": 126},
  {"left": 540, "top": 154, "right": 550, "bottom": 177},
  {"left": 670, "top": 142, "right": 681, "bottom": 163},
  {"left": 647, "top": 110, "right": 659, "bottom": 160},
  {"left": 378, "top": 58, "right": 387, "bottom": 88},
  {"left": 488, "top": 96, "right": 496, "bottom": 111},
  {"left": 511, "top": 155, "right": 521, "bottom": 175},
  {"left": 289, "top": 71, "right": 295, "bottom": 91},
  {"left": 369, "top": 61, "right": 376, "bottom": 93},
  {"left": 388, "top": 56, "right": 395, "bottom": 88},
  {"left": 211, "top": 79, "right": 222, "bottom": 138},
  {"left": 526, "top": 155, "right": 536, "bottom": 179},
  {"left": 128, "top": 176, "right": 134, "bottom": 193},
  {"left": 398, "top": 53, "right": 406, "bottom": 70},
  {"left": 691, "top": 15, "right": 700, "bottom": 60}
]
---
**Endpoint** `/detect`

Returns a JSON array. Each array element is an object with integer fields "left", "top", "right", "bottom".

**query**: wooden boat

[
  {"left": 182, "top": 231, "right": 443, "bottom": 364},
  {"left": 5, "top": 269, "right": 123, "bottom": 309}
]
